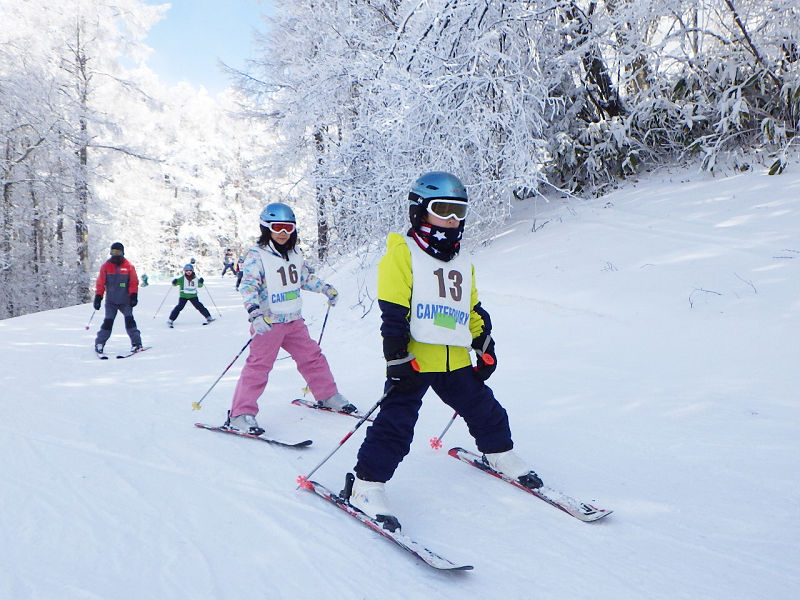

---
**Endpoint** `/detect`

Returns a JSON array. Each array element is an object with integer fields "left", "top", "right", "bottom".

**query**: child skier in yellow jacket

[{"left": 345, "top": 172, "right": 542, "bottom": 532}]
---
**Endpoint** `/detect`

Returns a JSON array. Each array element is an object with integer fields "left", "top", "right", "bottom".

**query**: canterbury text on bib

[
  {"left": 258, "top": 248, "right": 303, "bottom": 314},
  {"left": 405, "top": 238, "right": 472, "bottom": 347}
]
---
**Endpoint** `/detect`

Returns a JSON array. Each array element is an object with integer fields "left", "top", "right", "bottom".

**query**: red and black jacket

[{"left": 95, "top": 258, "right": 139, "bottom": 305}]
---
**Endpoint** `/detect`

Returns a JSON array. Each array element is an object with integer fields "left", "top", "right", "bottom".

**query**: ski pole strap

[
  {"left": 475, "top": 334, "right": 493, "bottom": 355},
  {"left": 474, "top": 334, "right": 494, "bottom": 365},
  {"left": 386, "top": 354, "right": 418, "bottom": 369}
]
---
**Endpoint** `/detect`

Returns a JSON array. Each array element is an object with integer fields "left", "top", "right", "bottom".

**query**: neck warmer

[
  {"left": 268, "top": 238, "right": 291, "bottom": 261},
  {"left": 408, "top": 223, "right": 462, "bottom": 261}
]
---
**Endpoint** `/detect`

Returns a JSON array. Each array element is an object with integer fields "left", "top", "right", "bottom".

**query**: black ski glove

[
  {"left": 129, "top": 293, "right": 138, "bottom": 307},
  {"left": 472, "top": 332, "right": 497, "bottom": 381},
  {"left": 383, "top": 336, "right": 420, "bottom": 391},
  {"left": 93, "top": 294, "right": 102, "bottom": 310},
  {"left": 386, "top": 353, "right": 421, "bottom": 391}
]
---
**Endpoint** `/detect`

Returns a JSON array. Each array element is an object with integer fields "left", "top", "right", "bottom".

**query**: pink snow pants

[{"left": 230, "top": 319, "right": 337, "bottom": 418}]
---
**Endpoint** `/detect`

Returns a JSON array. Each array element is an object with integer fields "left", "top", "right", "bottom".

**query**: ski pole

[
  {"left": 316, "top": 305, "right": 331, "bottom": 346},
  {"left": 429, "top": 350, "right": 493, "bottom": 448},
  {"left": 203, "top": 284, "right": 222, "bottom": 317},
  {"left": 153, "top": 285, "right": 172, "bottom": 319},
  {"left": 297, "top": 386, "right": 394, "bottom": 489},
  {"left": 429, "top": 411, "right": 459, "bottom": 450},
  {"left": 301, "top": 305, "right": 333, "bottom": 394},
  {"left": 191, "top": 337, "right": 253, "bottom": 410},
  {"left": 84, "top": 309, "right": 97, "bottom": 330}
]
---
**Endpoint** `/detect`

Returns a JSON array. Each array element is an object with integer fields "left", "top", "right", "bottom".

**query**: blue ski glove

[
  {"left": 129, "top": 293, "right": 138, "bottom": 308},
  {"left": 93, "top": 294, "right": 102, "bottom": 310}
]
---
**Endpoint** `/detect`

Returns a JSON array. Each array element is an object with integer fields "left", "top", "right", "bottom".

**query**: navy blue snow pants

[
  {"left": 168, "top": 296, "right": 210, "bottom": 321},
  {"left": 355, "top": 366, "right": 513, "bottom": 483}
]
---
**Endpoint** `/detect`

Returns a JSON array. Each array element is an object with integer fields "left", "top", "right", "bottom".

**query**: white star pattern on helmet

[{"left": 433, "top": 230, "right": 448, "bottom": 241}]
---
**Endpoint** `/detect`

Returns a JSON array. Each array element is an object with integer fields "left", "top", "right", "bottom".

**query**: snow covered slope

[{"left": 1, "top": 165, "right": 798, "bottom": 599}]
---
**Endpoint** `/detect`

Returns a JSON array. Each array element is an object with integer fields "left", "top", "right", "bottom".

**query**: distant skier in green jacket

[{"left": 167, "top": 264, "right": 214, "bottom": 327}]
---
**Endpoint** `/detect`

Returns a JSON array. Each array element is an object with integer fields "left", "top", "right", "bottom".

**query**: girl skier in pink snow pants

[{"left": 226, "top": 202, "right": 357, "bottom": 435}]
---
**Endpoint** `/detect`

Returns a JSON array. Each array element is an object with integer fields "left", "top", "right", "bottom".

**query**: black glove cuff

[{"left": 382, "top": 336, "right": 409, "bottom": 361}]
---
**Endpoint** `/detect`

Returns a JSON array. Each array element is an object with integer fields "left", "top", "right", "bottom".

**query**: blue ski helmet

[
  {"left": 408, "top": 172, "right": 467, "bottom": 228},
  {"left": 183, "top": 264, "right": 194, "bottom": 271},
  {"left": 259, "top": 202, "right": 296, "bottom": 227}
]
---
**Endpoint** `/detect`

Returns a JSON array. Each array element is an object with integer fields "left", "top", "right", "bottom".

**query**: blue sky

[{"left": 143, "top": 0, "right": 272, "bottom": 94}]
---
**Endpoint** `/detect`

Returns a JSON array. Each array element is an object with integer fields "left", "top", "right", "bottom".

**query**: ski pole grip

[{"left": 482, "top": 353, "right": 495, "bottom": 366}]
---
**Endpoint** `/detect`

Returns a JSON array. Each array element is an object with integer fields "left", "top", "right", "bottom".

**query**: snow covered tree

[
  {"left": 242, "top": 0, "right": 800, "bottom": 225},
  {"left": 239, "top": 1, "right": 554, "bottom": 258},
  {"left": 0, "top": 0, "right": 165, "bottom": 317}
]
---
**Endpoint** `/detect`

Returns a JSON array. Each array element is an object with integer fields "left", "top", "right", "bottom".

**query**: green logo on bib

[{"left": 434, "top": 312, "right": 457, "bottom": 330}]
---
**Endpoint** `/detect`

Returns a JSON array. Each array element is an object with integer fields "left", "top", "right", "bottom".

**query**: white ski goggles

[
  {"left": 265, "top": 221, "right": 295, "bottom": 234},
  {"left": 426, "top": 199, "right": 468, "bottom": 221}
]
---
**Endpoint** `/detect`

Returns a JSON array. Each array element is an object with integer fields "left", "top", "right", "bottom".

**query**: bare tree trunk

[
  {"left": 72, "top": 22, "right": 91, "bottom": 303},
  {"left": 564, "top": 2, "right": 625, "bottom": 120},
  {"left": 28, "top": 173, "right": 43, "bottom": 308},
  {"left": 1, "top": 141, "right": 13, "bottom": 317},
  {"left": 314, "top": 129, "right": 329, "bottom": 261}
]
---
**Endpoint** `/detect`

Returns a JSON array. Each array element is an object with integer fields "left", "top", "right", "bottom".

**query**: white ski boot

[
  {"left": 348, "top": 475, "right": 400, "bottom": 532},
  {"left": 228, "top": 414, "right": 265, "bottom": 436},
  {"left": 318, "top": 392, "right": 357, "bottom": 414},
  {"left": 482, "top": 449, "right": 543, "bottom": 489}
]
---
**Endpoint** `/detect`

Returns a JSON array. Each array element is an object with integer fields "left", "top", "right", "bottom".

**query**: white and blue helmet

[
  {"left": 408, "top": 172, "right": 467, "bottom": 228},
  {"left": 259, "top": 202, "right": 296, "bottom": 227}
]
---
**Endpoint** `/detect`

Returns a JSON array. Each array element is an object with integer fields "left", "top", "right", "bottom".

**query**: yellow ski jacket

[{"left": 378, "top": 232, "right": 490, "bottom": 373}]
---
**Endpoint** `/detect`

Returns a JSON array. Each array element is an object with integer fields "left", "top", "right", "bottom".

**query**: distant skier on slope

[
  {"left": 93, "top": 242, "right": 143, "bottom": 354},
  {"left": 224, "top": 202, "right": 357, "bottom": 435},
  {"left": 234, "top": 256, "right": 245, "bottom": 290},
  {"left": 167, "top": 264, "right": 214, "bottom": 327},
  {"left": 221, "top": 248, "right": 235, "bottom": 276},
  {"left": 344, "top": 172, "right": 542, "bottom": 532}
]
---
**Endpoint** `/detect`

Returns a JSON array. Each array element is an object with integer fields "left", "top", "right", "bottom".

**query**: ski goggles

[
  {"left": 426, "top": 199, "right": 468, "bottom": 221},
  {"left": 110, "top": 248, "right": 123, "bottom": 256},
  {"left": 267, "top": 222, "right": 295, "bottom": 234}
]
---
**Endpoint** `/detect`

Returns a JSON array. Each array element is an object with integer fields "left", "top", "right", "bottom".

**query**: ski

[
  {"left": 302, "top": 479, "right": 472, "bottom": 571},
  {"left": 448, "top": 447, "right": 612, "bottom": 522},
  {"left": 292, "top": 398, "right": 374, "bottom": 422},
  {"left": 115, "top": 346, "right": 152, "bottom": 359},
  {"left": 194, "top": 423, "right": 312, "bottom": 448}
]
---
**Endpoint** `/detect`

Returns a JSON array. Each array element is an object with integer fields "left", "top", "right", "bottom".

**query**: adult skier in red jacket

[{"left": 93, "top": 242, "right": 143, "bottom": 354}]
